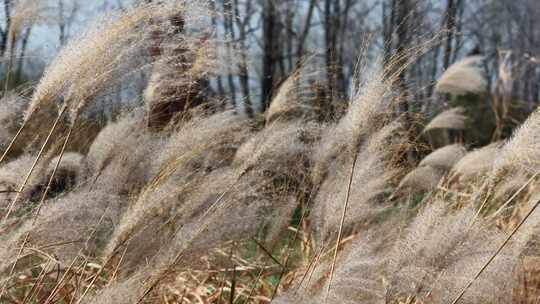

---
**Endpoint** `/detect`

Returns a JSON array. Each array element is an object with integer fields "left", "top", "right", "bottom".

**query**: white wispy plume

[
  {"left": 26, "top": 1, "right": 207, "bottom": 122},
  {"left": 397, "top": 165, "right": 445, "bottom": 193},
  {"left": 492, "top": 108, "right": 540, "bottom": 176},
  {"left": 0, "top": 190, "right": 124, "bottom": 271},
  {"left": 310, "top": 58, "right": 404, "bottom": 242},
  {"left": 83, "top": 109, "right": 161, "bottom": 195},
  {"left": 435, "top": 56, "right": 487, "bottom": 95},
  {"left": 265, "top": 67, "right": 322, "bottom": 124},
  {"left": 418, "top": 144, "right": 467, "bottom": 171},
  {"left": 423, "top": 107, "right": 467, "bottom": 132},
  {"left": 303, "top": 200, "right": 537, "bottom": 304},
  {"left": 451, "top": 142, "right": 502, "bottom": 182}
]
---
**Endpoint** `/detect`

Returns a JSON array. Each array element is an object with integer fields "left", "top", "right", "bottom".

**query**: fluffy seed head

[
  {"left": 397, "top": 165, "right": 444, "bottom": 193},
  {"left": 418, "top": 144, "right": 467, "bottom": 171},
  {"left": 435, "top": 55, "right": 487, "bottom": 95},
  {"left": 265, "top": 67, "right": 322, "bottom": 124},
  {"left": 424, "top": 107, "right": 467, "bottom": 132},
  {"left": 26, "top": 1, "right": 206, "bottom": 122},
  {"left": 492, "top": 108, "right": 540, "bottom": 175},
  {"left": 451, "top": 142, "right": 502, "bottom": 182}
]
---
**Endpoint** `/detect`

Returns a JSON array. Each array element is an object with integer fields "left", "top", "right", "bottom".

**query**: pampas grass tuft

[
  {"left": 451, "top": 142, "right": 502, "bottom": 182},
  {"left": 424, "top": 107, "right": 467, "bottom": 132},
  {"left": 397, "top": 165, "right": 444, "bottom": 193},
  {"left": 3, "top": 3, "right": 539, "bottom": 303},
  {"left": 0, "top": 154, "right": 38, "bottom": 213},
  {"left": 26, "top": 1, "right": 200, "bottom": 122},
  {"left": 317, "top": 200, "right": 535, "bottom": 304},
  {"left": 492, "top": 108, "right": 540, "bottom": 176},
  {"left": 0, "top": 190, "right": 124, "bottom": 271},
  {"left": 84, "top": 109, "right": 161, "bottom": 195},
  {"left": 435, "top": 55, "right": 487, "bottom": 95},
  {"left": 265, "top": 67, "right": 322, "bottom": 124},
  {"left": 0, "top": 93, "right": 26, "bottom": 152},
  {"left": 418, "top": 144, "right": 467, "bottom": 171},
  {"left": 310, "top": 59, "right": 404, "bottom": 242},
  {"left": 37, "top": 152, "right": 83, "bottom": 198}
]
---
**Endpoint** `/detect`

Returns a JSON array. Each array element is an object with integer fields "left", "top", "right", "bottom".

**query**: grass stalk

[
  {"left": 324, "top": 150, "right": 358, "bottom": 303},
  {"left": 135, "top": 173, "right": 246, "bottom": 304},
  {"left": 269, "top": 199, "right": 310, "bottom": 301},
  {"left": 0, "top": 232, "right": 29, "bottom": 300},
  {"left": 34, "top": 112, "right": 78, "bottom": 223},
  {"left": 0, "top": 114, "right": 31, "bottom": 165},
  {"left": 21, "top": 260, "right": 52, "bottom": 304},
  {"left": 2, "top": 105, "right": 66, "bottom": 223},
  {"left": 450, "top": 195, "right": 540, "bottom": 304}
]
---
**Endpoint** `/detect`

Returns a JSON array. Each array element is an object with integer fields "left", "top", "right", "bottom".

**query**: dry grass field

[{"left": 1, "top": 1, "right": 540, "bottom": 303}]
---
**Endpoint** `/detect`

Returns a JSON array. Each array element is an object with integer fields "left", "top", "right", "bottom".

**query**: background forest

[{"left": 4, "top": 0, "right": 540, "bottom": 123}]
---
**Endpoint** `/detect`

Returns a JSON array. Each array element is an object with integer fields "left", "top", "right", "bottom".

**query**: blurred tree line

[
  {"left": 209, "top": 0, "right": 540, "bottom": 116},
  {"left": 1, "top": 0, "right": 540, "bottom": 141}
]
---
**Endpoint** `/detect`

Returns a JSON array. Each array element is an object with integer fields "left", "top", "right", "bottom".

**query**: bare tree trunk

[
  {"left": 443, "top": 0, "right": 458, "bottom": 69},
  {"left": 395, "top": 0, "right": 411, "bottom": 111},
  {"left": 324, "top": 0, "right": 342, "bottom": 99},
  {"left": 223, "top": 0, "right": 238, "bottom": 109},
  {"left": 15, "top": 26, "right": 31, "bottom": 83},
  {"left": 233, "top": 0, "right": 253, "bottom": 116},
  {"left": 57, "top": 0, "right": 78, "bottom": 46},
  {"left": 284, "top": 2, "right": 294, "bottom": 71},
  {"left": 261, "top": 0, "right": 278, "bottom": 110},
  {"left": 296, "top": 0, "right": 316, "bottom": 65},
  {"left": 382, "top": 0, "right": 397, "bottom": 65},
  {"left": 0, "top": 0, "right": 12, "bottom": 58},
  {"left": 395, "top": 0, "right": 416, "bottom": 164},
  {"left": 58, "top": 0, "right": 66, "bottom": 45},
  {"left": 210, "top": 0, "right": 225, "bottom": 101}
]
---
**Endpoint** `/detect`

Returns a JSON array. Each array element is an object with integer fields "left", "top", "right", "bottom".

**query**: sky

[{"left": 6, "top": 0, "right": 133, "bottom": 75}]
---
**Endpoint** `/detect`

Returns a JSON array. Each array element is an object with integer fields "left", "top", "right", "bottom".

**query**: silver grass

[
  {"left": 82, "top": 274, "right": 148, "bottom": 304},
  {"left": 0, "top": 154, "right": 45, "bottom": 212},
  {"left": 492, "top": 174, "right": 530, "bottom": 203},
  {"left": 102, "top": 111, "right": 253, "bottom": 270},
  {"left": 144, "top": 25, "right": 219, "bottom": 123},
  {"left": 384, "top": 201, "right": 529, "bottom": 303},
  {"left": 309, "top": 59, "right": 406, "bottom": 245},
  {"left": 311, "top": 65, "right": 397, "bottom": 186},
  {"left": 435, "top": 56, "right": 487, "bottom": 95},
  {"left": 48, "top": 152, "right": 83, "bottom": 176},
  {"left": 84, "top": 109, "right": 162, "bottom": 195},
  {"left": 0, "top": 93, "right": 26, "bottom": 150},
  {"left": 451, "top": 142, "right": 502, "bottom": 182},
  {"left": 26, "top": 1, "right": 201, "bottom": 122},
  {"left": 236, "top": 120, "right": 321, "bottom": 172},
  {"left": 152, "top": 110, "right": 251, "bottom": 178},
  {"left": 492, "top": 108, "right": 540, "bottom": 176},
  {"left": 105, "top": 119, "right": 317, "bottom": 275},
  {"left": 0, "top": 190, "right": 123, "bottom": 271},
  {"left": 311, "top": 121, "right": 402, "bottom": 242},
  {"left": 265, "top": 67, "right": 321, "bottom": 124},
  {"left": 397, "top": 165, "right": 445, "bottom": 193},
  {"left": 319, "top": 200, "right": 537, "bottom": 304},
  {"left": 89, "top": 120, "right": 316, "bottom": 303},
  {"left": 38, "top": 152, "right": 83, "bottom": 197},
  {"left": 0, "top": 155, "right": 34, "bottom": 207},
  {"left": 418, "top": 144, "right": 467, "bottom": 171},
  {"left": 423, "top": 107, "right": 467, "bottom": 132}
]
